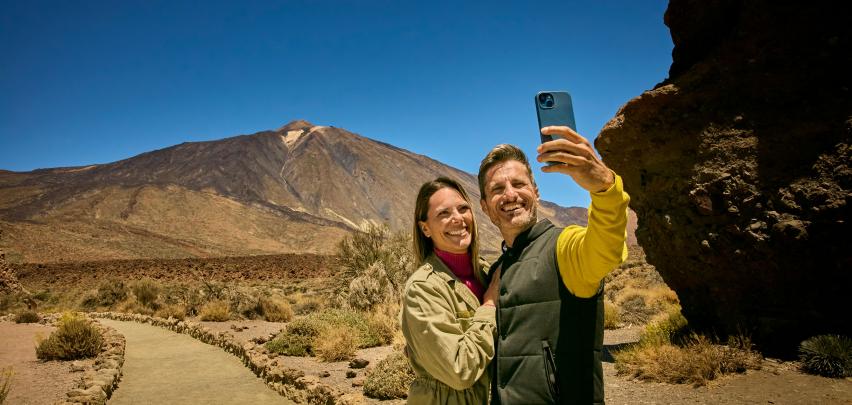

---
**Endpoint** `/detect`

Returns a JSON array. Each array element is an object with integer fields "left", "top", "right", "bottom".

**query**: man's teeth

[{"left": 502, "top": 203, "right": 523, "bottom": 211}]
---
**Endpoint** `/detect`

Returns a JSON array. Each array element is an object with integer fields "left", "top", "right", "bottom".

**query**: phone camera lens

[{"left": 538, "top": 93, "right": 555, "bottom": 108}]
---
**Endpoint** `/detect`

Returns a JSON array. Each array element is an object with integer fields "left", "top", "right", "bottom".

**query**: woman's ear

[{"left": 418, "top": 221, "right": 431, "bottom": 238}]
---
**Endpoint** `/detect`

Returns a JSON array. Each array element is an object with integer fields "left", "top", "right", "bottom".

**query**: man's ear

[{"left": 480, "top": 198, "right": 489, "bottom": 214}]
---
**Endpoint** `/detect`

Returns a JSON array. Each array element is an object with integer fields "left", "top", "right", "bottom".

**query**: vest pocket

[{"left": 541, "top": 340, "right": 560, "bottom": 401}]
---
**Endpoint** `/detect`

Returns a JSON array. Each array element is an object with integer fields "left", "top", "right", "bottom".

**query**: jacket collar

[
  {"left": 425, "top": 253, "right": 482, "bottom": 309},
  {"left": 501, "top": 219, "right": 555, "bottom": 255}
]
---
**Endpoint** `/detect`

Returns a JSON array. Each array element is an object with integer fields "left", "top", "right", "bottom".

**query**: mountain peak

[{"left": 277, "top": 119, "right": 315, "bottom": 133}]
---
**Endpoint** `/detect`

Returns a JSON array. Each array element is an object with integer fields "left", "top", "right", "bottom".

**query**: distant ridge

[{"left": 0, "top": 120, "right": 590, "bottom": 263}]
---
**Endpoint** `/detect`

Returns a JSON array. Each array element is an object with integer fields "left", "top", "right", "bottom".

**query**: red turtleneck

[{"left": 434, "top": 248, "right": 485, "bottom": 303}]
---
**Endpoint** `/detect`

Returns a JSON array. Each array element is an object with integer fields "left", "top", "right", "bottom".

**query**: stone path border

[{"left": 90, "top": 312, "right": 359, "bottom": 404}]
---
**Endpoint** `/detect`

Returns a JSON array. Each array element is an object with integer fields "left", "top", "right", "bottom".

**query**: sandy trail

[{"left": 100, "top": 319, "right": 292, "bottom": 405}]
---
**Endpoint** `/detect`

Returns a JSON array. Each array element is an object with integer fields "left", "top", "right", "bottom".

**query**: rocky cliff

[{"left": 597, "top": 0, "right": 851, "bottom": 355}]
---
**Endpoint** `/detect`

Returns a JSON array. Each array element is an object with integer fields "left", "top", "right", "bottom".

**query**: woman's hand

[{"left": 482, "top": 268, "right": 501, "bottom": 307}]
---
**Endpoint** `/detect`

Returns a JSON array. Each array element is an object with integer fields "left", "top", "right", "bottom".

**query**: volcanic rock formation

[{"left": 596, "top": 0, "right": 851, "bottom": 355}]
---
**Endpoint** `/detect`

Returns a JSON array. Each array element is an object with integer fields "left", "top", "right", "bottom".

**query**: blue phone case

[{"left": 535, "top": 91, "right": 576, "bottom": 143}]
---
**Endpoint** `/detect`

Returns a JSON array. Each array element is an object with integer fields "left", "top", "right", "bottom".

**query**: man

[{"left": 478, "top": 126, "right": 630, "bottom": 405}]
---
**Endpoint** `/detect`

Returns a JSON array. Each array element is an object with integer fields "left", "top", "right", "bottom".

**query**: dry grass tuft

[
  {"left": 289, "top": 293, "right": 324, "bottom": 315},
  {"left": 614, "top": 310, "right": 762, "bottom": 386},
  {"left": 155, "top": 304, "right": 187, "bottom": 320},
  {"left": 366, "top": 303, "right": 399, "bottom": 346},
  {"left": 131, "top": 279, "right": 160, "bottom": 309},
  {"left": 198, "top": 300, "right": 231, "bottom": 321},
  {"left": 604, "top": 299, "right": 621, "bottom": 329},
  {"left": 363, "top": 350, "right": 415, "bottom": 399},
  {"left": 36, "top": 314, "right": 103, "bottom": 361},
  {"left": 14, "top": 310, "right": 40, "bottom": 324},
  {"left": 0, "top": 367, "right": 12, "bottom": 405},
  {"left": 251, "top": 297, "right": 294, "bottom": 322},
  {"left": 314, "top": 325, "right": 359, "bottom": 362}
]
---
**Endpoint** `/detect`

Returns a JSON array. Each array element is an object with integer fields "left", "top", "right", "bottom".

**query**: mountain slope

[{"left": 0, "top": 120, "right": 588, "bottom": 263}]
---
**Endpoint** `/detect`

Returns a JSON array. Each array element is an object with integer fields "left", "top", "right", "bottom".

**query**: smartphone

[{"left": 534, "top": 91, "right": 576, "bottom": 144}]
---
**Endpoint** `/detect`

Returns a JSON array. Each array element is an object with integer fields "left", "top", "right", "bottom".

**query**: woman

[{"left": 401, "top": 177, "right": 501, "bottom": 405}]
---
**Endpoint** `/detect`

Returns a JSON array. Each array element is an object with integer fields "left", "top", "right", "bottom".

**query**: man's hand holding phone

[{"left": 536, "top": 126, "right": 614, "bottom": 193}]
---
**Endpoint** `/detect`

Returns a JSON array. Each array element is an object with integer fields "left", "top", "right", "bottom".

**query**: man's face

[{"left": 480, "top": 160, "right": 540, "bottom": 240}]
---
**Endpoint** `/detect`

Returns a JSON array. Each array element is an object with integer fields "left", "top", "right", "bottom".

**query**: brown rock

[
  {"left": 348, "top": 358, "right": 369, "bottom": 369},
  {"left": 597, "top": 0, "right": 852, "bottom": 356},
  {"left": 345, "top": 370, "right": 357, "bottom": 378}
]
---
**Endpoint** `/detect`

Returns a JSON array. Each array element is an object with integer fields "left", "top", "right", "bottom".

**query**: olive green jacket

[{"left": 401, "top": 253, "right": 496, "bottom": 405}]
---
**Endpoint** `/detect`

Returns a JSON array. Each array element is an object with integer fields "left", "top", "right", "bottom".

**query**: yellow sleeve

[{"left": 556, "top": 173, "right": 630, "bottom": 298}]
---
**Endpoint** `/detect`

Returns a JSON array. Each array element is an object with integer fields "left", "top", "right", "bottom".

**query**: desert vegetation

[
  {"left": 798, "top": 334, "right": 852, "bottom": 378},
  {"left": 0, "top": 367, "right": 11, "bottom": 405},
  {"left": 613, "top": 309, "right": 763, "bottom": 386},
  {"left": 35, "top": 313, "right": 103, "bottom": 361}
]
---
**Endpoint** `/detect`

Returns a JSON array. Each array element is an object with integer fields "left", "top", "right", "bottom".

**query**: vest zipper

[{"left": 541, "top": 340, "right": 560, "bottom": 401}]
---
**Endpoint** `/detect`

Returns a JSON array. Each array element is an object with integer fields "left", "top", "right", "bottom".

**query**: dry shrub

[
  {"left": 336, "top": 224, "right": 415, "bottom": 310},
  {"left": 314, "top": 325, "right": 359, "bottom": 362},
  {"left": 614, "top": 286, "right": 679, "bottom": 325},
  {"left": 290, "top": 293, "right": 324, "bottom": 315},
  {"left": 366, "top": 303, "right": 399, "bottom": 346},
  {"left": 198, "top": 300, "right": 231, "bottom": 321},
  {"left": 155, "top": 304, "right": 187, "bottom": 320},
  {"left": 118, "top": 298, "right": 155, "bottom": 316},
  {"left": 36, "top": 314, "right": 103, "bottom": 361},
  {"left": 244, "top": 297, "right": 294, "bottom": 322},
  {"left": 14, "top": 310, "right": 40, "bottom": 324},
  {"left": 0, "top": 367, "right": 11, "bottom": 405},
  {"left": 604, "top": 299, "right": 621, "bottom": 329},
  {"left": 363, "top": 350, "right": 415, "bottom": 399},
  {"left": 96, "top": 281, "right": 128, "bottom": 307},
  {"left": 266, "top": 308, "right": 380, "bottom": 356},
  {"left": 266, "top": 316, "right": 324, "bottom": 356},
  {"left": 614, "top": 311, "right": 761, "bottom": 386},
  {"left": 131, "top": 279, "right": 160, "bottom": 309},
  {"left": 799, "top": 334, "right": 852, "bottom": 378}
]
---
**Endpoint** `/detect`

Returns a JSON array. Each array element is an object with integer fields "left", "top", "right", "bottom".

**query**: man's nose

[{"left": 504, "top": 184, "right": 518, "bottom": 199}]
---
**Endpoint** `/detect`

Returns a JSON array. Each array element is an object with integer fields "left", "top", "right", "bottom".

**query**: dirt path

[{"left": 99, "top": 319, "right": 293, "bottom": 405}]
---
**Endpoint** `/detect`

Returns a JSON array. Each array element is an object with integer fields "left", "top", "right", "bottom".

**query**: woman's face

[{"left": 419, "top": 187, "right": 473, "bottom": 254}]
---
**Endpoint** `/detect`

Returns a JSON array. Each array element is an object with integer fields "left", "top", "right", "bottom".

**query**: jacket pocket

[{"left": 541, "top": 340, "right": 560, "bottom": 401}]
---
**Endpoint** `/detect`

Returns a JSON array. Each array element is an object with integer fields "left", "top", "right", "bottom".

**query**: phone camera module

[{"left": 538, "top": 93, "right": 555, "bottom": 109}]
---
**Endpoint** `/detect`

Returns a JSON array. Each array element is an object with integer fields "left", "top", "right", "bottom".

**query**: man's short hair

[{"left": 477, "top": 144, "right": 536, "bottom": 199}]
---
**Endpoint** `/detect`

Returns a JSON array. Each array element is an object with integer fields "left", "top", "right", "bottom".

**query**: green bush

[
  {"left": 799, "top": 334, "right": 852, "bottom": 378},
  {"left": 363, "top": 351, "right": 415, "bottom": 399},
  {"left": 266, "top": 308, "right": 381, "bottom": 356},
  {"left": 0, "top": 367, "right": 12, "bottom": 404},
  {"left": 96, "top": 281, "right": 128, "bottom": 307},
  {"left": 131, "top": 279, "right": 160, "bottom": 309},
  {"left": 36, "top": 315, "right": 103, "bottom": 360},
  {"left": 14, "top": 310, "right": 40, "bottom": 324}
]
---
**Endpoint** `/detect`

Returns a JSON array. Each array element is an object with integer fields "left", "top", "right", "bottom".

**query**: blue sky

[{"left": 0, "top": 1, "right": 672, "bottom": 208}]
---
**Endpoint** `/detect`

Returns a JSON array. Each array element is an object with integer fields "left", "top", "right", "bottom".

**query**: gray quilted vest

[{"left": 490, "top": 219, "right": 605, "bottom": 405}]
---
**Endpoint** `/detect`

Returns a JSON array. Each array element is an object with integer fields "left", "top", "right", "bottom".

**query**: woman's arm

[{"left": 401, "top": 280, "right": 496, "bottom": 390}]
